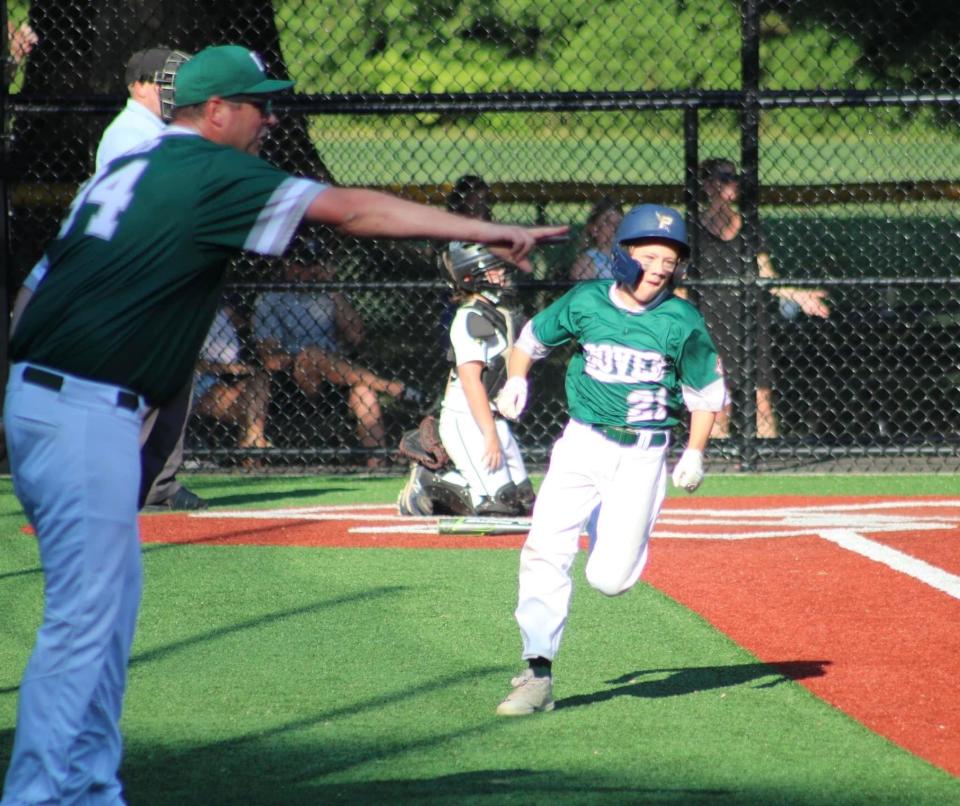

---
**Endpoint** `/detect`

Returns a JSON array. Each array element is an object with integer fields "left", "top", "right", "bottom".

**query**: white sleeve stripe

[
  {"left": 682, "top": 377, "right": 729, "bottom": 411},
  {"left": 516, "top": 319, "right": 551, "bottom": 360},
  {"left": 244, "top": 178, "right": 328, "bottom": 256},
  {"left": 23, "top": 256, "right": 50, "bottom": 291}
]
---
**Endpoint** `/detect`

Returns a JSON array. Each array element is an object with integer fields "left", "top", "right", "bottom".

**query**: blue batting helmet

[{"left": 610, "top": 204, "right": 690, "bottom": 287}]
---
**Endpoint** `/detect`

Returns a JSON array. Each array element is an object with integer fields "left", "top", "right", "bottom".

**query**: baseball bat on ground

[{"left": 437, "top": 516, "right": 532, "bottom": 535}]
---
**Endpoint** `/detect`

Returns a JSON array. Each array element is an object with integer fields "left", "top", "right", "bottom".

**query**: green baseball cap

[{"left": 174, "top": 44, "right": 293, "bottom": 107}]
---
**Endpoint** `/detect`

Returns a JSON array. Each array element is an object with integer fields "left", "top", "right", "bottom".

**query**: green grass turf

[
  {"left": 2, "top": 474, "right": 960, "bottom": 804},
  {"left": 305, "top": 125, "right": 960, "bottom": 188}
]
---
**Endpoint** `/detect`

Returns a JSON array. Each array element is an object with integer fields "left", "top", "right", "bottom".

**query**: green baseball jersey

[
  {"left": 529, "top": 280, "right": 724, "bottom": 429},
  {"left": 11, "top": 129, "right": 325, "bottom": 404}
]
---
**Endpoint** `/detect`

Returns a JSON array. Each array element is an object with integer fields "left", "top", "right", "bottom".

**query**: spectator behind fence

[
  {"left": 193, "top": 304, "right": 272, "bottom": 467},
  {"left": 446, "top": 173, "right": 494, "bottom": 222},
  {"left": 569, "top": 197, "right": 623, "bottom": 281},
  {"left": 690, "top": 158, "right": 830, "bottom": 439},
  {"left": 445, "top": 174, "right": 535, "bottom": 275},
  {"left": 4, "top": 20, "right": 37, "bottom": 84},
  {"left": 252, "top": 240, "right": 423, "bottom": 467}
]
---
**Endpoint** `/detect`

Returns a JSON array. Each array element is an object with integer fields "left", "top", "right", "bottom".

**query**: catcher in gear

[{"left": 397, "top": 241, "right": 535, "bottom": 517}]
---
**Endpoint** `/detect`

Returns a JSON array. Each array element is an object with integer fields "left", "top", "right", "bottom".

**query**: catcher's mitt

[{"left": 397, "top": 415, "right": 450, "bottom": 470}]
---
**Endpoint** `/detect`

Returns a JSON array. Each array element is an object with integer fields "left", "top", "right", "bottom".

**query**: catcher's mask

[
  {"left": 157, "top": 50, "right": 192, "bottom": 123},
  {"left": 611, "top": 204, "right": 690, "bottom": 288},
  {"left": 442, "top": 241, "right": 514, "bottom": 294}
]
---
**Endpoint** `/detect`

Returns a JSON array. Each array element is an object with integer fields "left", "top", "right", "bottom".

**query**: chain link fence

[{"left": 3, "top": 0, "right": 960, "bottom": 472}]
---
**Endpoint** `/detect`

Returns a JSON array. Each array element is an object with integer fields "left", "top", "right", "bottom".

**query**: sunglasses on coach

[{"left": 224, "top": 95, "right": 274, "bottom": 116}]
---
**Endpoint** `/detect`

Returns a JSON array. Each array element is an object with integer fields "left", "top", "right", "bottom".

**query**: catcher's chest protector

[{"left": 448, "top": 298, "right": 517, "bottom": 399}]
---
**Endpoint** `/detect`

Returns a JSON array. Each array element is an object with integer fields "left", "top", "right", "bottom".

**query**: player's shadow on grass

[
  {"left": 129, "top": 586, "right": 407, "bottom": 668},
  {"left": 284, "top": 769, "right": 732, "bottom": 801},
  {"left": 139, "top": 518, "right": 339, "bottom": 551},
  {"left": 556, "top": 660, "right": 831, "bottom": 710},
  {"left": 0, "top": 566, "right": 41, "bottom": 582},
  {"left": 192, "top": 485, "right": 357, "bottom": 508}
]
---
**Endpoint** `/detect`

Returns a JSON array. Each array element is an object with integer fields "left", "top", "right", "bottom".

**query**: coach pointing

[{"left": 0, "top": 44, "right": 565, "bottom": 804}]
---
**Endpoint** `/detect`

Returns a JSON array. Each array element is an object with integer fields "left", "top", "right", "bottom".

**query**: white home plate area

[{"left": 188, "top": 497, "right": 960, "bottom": 600}]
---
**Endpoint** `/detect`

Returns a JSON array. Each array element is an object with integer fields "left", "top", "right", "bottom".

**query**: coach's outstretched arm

[{"left": 306, "top": 187, "right": 566, "bottom": 264}]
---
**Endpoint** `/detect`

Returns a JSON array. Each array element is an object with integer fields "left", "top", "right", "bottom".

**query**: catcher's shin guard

[
  {"left": 476, "top": 482, "right": 523, "bottom": 516},
  {"left": 516, "top": 478, "right": 536, "bottom": 515},
  {"left": 421, "top": 471, "right": 476, "bottom": 516}
]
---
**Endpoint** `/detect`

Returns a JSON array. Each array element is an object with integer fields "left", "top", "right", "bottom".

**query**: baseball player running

[
  {"left": 397, "top": 242, "right": 535, "bottom": 517},
  {"left": 493, "top": 204, "right": 727, "bottom": 716},
  {"left": 1, "top": 44, "right": 565, "bottom": 803}
]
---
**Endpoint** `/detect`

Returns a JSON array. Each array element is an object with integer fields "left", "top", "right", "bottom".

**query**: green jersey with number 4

[
  {"left": 11, "top": 129, "right": 325, "bottom": 404},
  {"left": 530, "top": 280, "right": 725, "bottom": 429}
]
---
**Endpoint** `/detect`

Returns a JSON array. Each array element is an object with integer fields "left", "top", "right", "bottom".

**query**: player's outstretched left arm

[
  {"left": 306, "top": 187, "right": 567, "bottom": 264},
  {"left": 672, "top": 409, "right": 715, "bottom": 493}
]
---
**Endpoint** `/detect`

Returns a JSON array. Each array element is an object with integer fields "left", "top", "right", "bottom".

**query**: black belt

[
  {"left": 23, "top": 366, "right": 140, "bottom": 412},
  {"left": 591, "top": 423, "right": 667, "bottom": 447}
]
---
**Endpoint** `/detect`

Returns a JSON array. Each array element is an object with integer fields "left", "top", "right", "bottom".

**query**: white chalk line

[
  {"left": 818, "top": 529, "right": 960, "bottom": 600},
  {"left": 187, "top": 500, "right": 960, "bottom": 598},
  {"left": 194, "top": 499, "right": 960, "bottom": 519},
  {"left": 190, "top": 501, "right": 960, "bottom": 541}
]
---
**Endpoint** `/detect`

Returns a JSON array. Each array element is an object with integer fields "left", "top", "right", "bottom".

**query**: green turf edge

[{"left": 4, "top": 473, "right": 959, "bottom": 514}]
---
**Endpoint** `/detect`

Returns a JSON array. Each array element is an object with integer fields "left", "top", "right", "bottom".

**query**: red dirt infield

[{"left": 134, "top": 494, "right": 960, "bottom": 777}]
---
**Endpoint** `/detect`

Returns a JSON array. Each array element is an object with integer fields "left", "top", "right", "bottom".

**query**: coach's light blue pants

[{"left": 2, "top": 364, "right": 143, "bottom": 806}]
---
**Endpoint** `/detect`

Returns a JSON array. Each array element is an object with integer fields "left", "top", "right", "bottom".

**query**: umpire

[
  {"left": 110, "top": 46, "right": 205, "bottom": 511},
  {"left": 12, "top": 46, "right": 205, "bottom": 511},
  {"left": 0, "top": 44, "right": 563, "bottom": 804}
]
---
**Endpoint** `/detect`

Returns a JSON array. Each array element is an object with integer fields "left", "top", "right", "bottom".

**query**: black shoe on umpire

[{"left": 149, "top": 486, "right": 208, "bottom": 511}]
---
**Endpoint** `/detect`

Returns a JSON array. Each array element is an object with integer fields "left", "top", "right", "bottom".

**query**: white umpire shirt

[{"left": 95, "top": 98, "right": 165, "bottom": 171}]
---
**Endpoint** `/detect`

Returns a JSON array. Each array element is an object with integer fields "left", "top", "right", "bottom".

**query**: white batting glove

[
  {"left": 671, "top": 449, "right": 704, "bottom": 493},
  {"left": 496, "top": 376, "right": 528, "bottom": 420}
]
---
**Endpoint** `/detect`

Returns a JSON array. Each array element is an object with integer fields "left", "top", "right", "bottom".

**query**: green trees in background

[
  {"left": 282, "top": 0, "right": 738, "bottom": 94},
  {"left": 279, "top": 0, "right": 893, "bottom": 96},
  {"left": 778, "top": 0, "right": 960, "bottom": 92},
  {"left": 276, "top": 0, "right": 960, "bottom": 138},
  {"left": 9, "top": 0, "right": 958, "bottom": 100}
]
